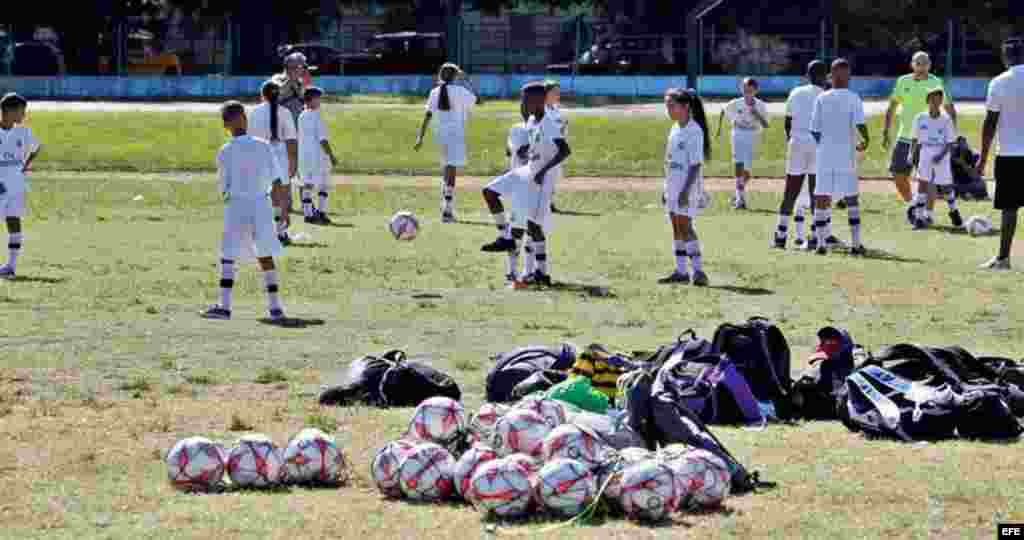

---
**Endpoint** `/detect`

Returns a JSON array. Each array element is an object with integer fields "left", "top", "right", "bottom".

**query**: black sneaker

[
  {"left": 806, "top": 239, "right": 819, "bottom": 252},
  {"left": 304, "top": 215, "right": 318, "bottom": 224},
  {"left": 836, "top": 199, "right": 848, "bottom": 209},
  {"left": 278, "top": 233, "right": 291, "bottom": 246},
  {"left": 657, "top": 271, "right": 690, "bottom": 284},
  {"left": 772, "top": 234, "right": 786, "bottom": 250},
  {"left": 201, "top": 305, "right": 231, "bottom": 320},
  {"left": 850, "top": 245, "right": 867, "bottom": 256},
  {"left": 481, "top": 237, "right": 517, "bottom": 252},
  {"left": 912, "top": 218, "right": 928, "bottom": 230},
  {"left": 905, "top": 205, "right": 918, "bottom": 226},
  {"left": 950, "top": 209, "right": 963, "bottom": 228},
  {"left": 532, "top": 271, "right": 553, "bottom": 287},
  {"left": 825, "top": 236, "right": 846, "bottom": 249},
  {"left": 268, "top": 308, "right": 285, "bottom": 321},
  {"left": 816, "top": 245, "right": 828, "bottom": 255},
  {"left": 316, "top": 211, "right": 332, "bottom": 225},
  {"left": 794, "top": 237, "right": 805, "bottom": 249},
  {"left": 691, "top": 270, "right": 710, "bottom": 287},
  {"left": 441, "top": 211, "right": 456, "bottom": 224}
]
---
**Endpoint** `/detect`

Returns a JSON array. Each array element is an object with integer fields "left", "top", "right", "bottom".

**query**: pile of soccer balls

[
  {"left": 166, "top": 428, "right": 348, "bottom": 493},
  {"left": 371, "top": 396, "right": 731, "bottom": 523}
]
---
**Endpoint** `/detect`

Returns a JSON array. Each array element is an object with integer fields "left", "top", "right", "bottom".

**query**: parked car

[
  {"left": 279, "top": 32, "right": 448, "bottom": 76},
  {"left": 276, "top": 43, "right": 349, "bottom": 75},
  {"left": 11, "top": 41, "right": 65, "bottom": 76},
  {"left": 548, "top": 35, "right": 678, "bottom": 75}
]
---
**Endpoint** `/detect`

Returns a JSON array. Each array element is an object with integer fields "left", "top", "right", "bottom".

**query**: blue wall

[{"left": 0, "top": 74, "right": 993, "bottom": 100}]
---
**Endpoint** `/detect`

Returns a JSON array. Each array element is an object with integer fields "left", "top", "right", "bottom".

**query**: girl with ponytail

[
  {"left": 415, "top": 62, "right": 478, "bottom": 222},
  {"left": 250, "top": 80, "right": 298, "bottom": 244},
  {"left": 659, "top": 88, "right": 712, "bottom": 286}
]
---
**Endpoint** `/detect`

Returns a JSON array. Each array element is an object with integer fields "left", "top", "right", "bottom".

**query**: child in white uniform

[
  {"left": 0, "top": 93, "right": 41, "bottom": 280},
  {"left": 719, "top": 77, "right": 769, "bottom": 209},
  {"left": 248, "top": 80, "right": 297, "bottom": 244},
  {"left": 908, "top": 87, "right": 961, "bottom": 229},
  {"left": 297, "top": 87, "right": 339, "bottom": 225}
]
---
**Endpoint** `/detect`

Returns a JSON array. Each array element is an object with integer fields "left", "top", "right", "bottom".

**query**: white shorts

[
  {"left": 915, "top": 159, "right": 953, "bottom": 186},
  {"left": 438, "top": 136, "right": 467, "bottom": 168},
  {"left": 815, "top": 169, "right": 859, "bottom": 198},
  {"left": 732, "top": 129, "right": 759, "bottom": 169},
  {"left": 525, "top": 172, "right": 556, "bottom": 231},
  {"left": 222, "top": 198, "right": 283, "bottom": 261},
  {"left": 786, "top": 140, "right": 817, "bottom": 176},
  {"left": 486, "top": 166, "right": 531, "bottom": 229},
  {"left": 664, "top": 175, "right": 706, "bottom": 219},
  {"left": 0, "top": 188, "right": 25, "bottom": 218}
]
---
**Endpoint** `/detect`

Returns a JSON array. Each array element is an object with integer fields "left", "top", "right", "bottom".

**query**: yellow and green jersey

[{"left": 890, "top": 73, "right": 952, "bottom": 141}]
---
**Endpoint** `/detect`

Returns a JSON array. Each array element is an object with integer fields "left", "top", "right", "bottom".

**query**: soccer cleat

[
  {"left": 912, "top": 218, "right": 928, "bottom": 230},
  {"left": 532, "top": 271, "right": 553, "bottom": 287},
  {"left": 657, "top": 271, "right": 690, "bottom": 284},
  {"left": 806, "top": 238, "right": 819, "bottom": 252},
  {"left": 794, "top": 237, "right": 805, "bottom": 249},
  {"left": 691, "top": 270, "right": 709, "bottom": 287},
  {"left": 824, "top": 236, "right": 846, "bottom": 249},
  {"left": 481, "top": 237, "right": 517, "bottom": 253},
  {"left": 772, "top": 234, "right": 787, "bottom": 250},
  {"left": 905, "top": 206, "right": 918, "bottom": 226},
  {"left": 200, "top": 305, "right": 232, "bottom": 320},
  {"left": 0, "top": 266, "right": 14, "bottom": 280},
  {"left": 979, "top": 256, "right": 1011, "bottom": 271},
  {"left": 816, "top": 245, "right": 828, "bottom": 255},
  {"left": 950, "top": 209, "right": 964, "bottom": 228},
  {"left": 836, "top": 199, "right": 848, "bottom": 210},
  {"left": 278, "top": 233, "right": 291, "bottom": 246},
  {"left": 441, "top": 211, "right": 456, "bottom": 224},
  {"left": 268, "top": 308, "right": 285, "bottom": 321},
  {"left": 849, "top": 245, "right": 867, "bottom": 256},
  {"left": 316, "top": 211, "right": 332, "bottom": 225},
  {"left": 304, "top": 215, "right": 319, "bottom": 224},
  {"left": 733, "top": 196, "right": 747, "bottom": 210}
]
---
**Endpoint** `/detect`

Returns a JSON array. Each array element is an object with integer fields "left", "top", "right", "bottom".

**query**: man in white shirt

[
  {"left": 774, "top": 60, "right": 827, "bottom": 250},
  {"left": 978, "top": 36, "right": 1024, "bottom": 270},
  {"left": 810, "top": 58, "right": 870, "bottom": 256},
  {"left": 202, "top": 101, "right": 286, "bottom": 322}
]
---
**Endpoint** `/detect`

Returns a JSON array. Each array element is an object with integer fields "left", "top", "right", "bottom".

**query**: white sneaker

[{"left": 979, "top": 256, "right": 1011, "bottom": 271}]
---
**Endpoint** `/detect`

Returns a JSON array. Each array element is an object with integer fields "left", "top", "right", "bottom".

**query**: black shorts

[
  {"left": 888, "top": 140, "right": 914, "bottom": 176},
  {"left": 994, "top": 156, "right": 1024, "bottom": 210}
]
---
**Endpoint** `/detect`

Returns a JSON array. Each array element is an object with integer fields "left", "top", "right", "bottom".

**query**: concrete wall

[{"left": 0, "top": 74, "right": 993, "bottom": 100}]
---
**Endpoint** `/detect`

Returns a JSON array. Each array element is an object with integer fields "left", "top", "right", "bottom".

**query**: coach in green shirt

[{"left": 882, "top": 51, "right": 958, "bottom": 204}]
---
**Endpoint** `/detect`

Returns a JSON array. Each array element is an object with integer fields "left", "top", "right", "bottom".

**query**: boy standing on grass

[
  {"left": 202, "top": 101, "right": 286, "bottom": 321},
  {"left": 298, "top": 87, "right": 339, "bottom": 225},
  {"left": 718, "top": 78, "right": 769, "bottom": 210},
  {"left": 908, "top": 87, "right": 961, "bottom": 230},
  {"left": 0, "top": 93, "right": 41, "bottom": 280}
]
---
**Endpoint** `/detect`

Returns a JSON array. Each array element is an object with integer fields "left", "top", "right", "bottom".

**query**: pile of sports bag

[{"left": 318, "top": 350, "right": 461, "bottom": 407}]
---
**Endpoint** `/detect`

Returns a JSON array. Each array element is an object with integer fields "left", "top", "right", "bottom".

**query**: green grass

[
  {"left": 23, "top": 107, "right": 985, "bottom": 178},
  {"left": 1, "top": 170, "right": 1022, "bottom": 538}
]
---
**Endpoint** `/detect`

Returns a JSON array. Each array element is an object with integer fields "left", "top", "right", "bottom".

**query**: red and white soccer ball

[
  {"left": 281, "top": 428, "right": 349, "bottom": 486},
  {"left": 398, "top": 442, "right": 456, "bottom": 501},
  {"left": 166, "top": 436, "right": 227, "bottom": 493},
  {"left": 965, "top": 215, "right": 994, "bottom": 237},
  {"left": 513, "top": 398, "right": 567, "bottom": 430},
  {"left": 389, "top": 211, "right": 419, "bottom": 241},
  {"left": 453, "top": 445, "right": 499, "bottom": 499},
  {"left": 371, "top": 439, "right": 417, "bottom": 498},
  {"left": 468, "top": 403, "right": 509, "bottom": 445},
  {"left": 675, "top": 449, "right": 732, "bottom": 510},
  {"left": 534, "top": 459, "right": 597, "bottom": 517},
  {"left": 540, "top": 424, "right": 610, "bottom": 469},
  {"left": 408, "top": 396, "right": 467, "bottom": 446},
  {"left": 226, "top": 434, "right": 284, "bottom": 488},
  {"left": 494, "top": 409, "right": 552, "bottom": 457},
  {"left": 618, "top": 461, "right": 679, "bottom": 522},
  {"left": 465, "top": 457, "right": 533, "bottom": 518},
  {"left": 595, "top": 447, "right": 654, "bottom": 510}
]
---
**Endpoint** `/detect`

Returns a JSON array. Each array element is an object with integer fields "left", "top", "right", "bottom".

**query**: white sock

[
  {"left": 533, "top": 241, "right": 548, "bottom": 275},
  {"left": 775, "top": 212, "right": 790, "bottom": 240},
  {"left": 823, "top": 208, "right": 834, "bottom": 239},
  {"left": 687, "top": 240, "right": 703, "bottom": 273},
  {"left": 301, "top": 188, "right": 314, "bottom": 218},
  {"left": 264, "top": 270, "right": 282, "bottom": 313},
  {"left": 442, "top": 182, "right": 454, "bottom": 213},
  {"left": 493, "top": 212, "right": 509, "bottom": 239},
  {"left": 794, "top": 209, "right": 806, "bottom": 240},
  {"left": 506, "top": 234, "right": 522, "bottom": 278},
  {"left": 673, "top": 239, "right": 688, "bottom": 274},
  {"left": 814, "top": 208, "right": 829, "bottom": 246},
  {"left": 219, "top": 259, "right": 235, "bottom": 311},
  {"left": 8, "top": 232, "right": 22, "bottom": 271},
  {"left": 848, "top": 205, "right": 862, "bottom": 248},
  {"left": 523, "top": 243, "right": 536, "bottom": 276},
  {"left": 318, "top": 191, "right": 329, "bottom": 214}
]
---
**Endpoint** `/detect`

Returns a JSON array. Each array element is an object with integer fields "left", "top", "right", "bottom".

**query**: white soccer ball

[
  {"left": 226, "top": 434, "right": 284, "bottom": 488},
  {"left": 166, "top": 436, "right": 227, "bottom": 493},
  {"left": 281, "top": 428, "right": 349, "bottom": 486},
  {"left": 467, "top": 403, "right": 510, "bottom": 445},
  {"left": 965, "top": 215, "right": 994, "bottom": 236},
  {"left": 389, "top": 211, "right": 419, "bottom": 241},
  {"left": 534, "top": 459, "right": 597, "bottom": 517},
  {"left": 675, "top": 449, "right": 732, "bottom": 510},
  {"left": 408, "top": 396, "right": 467, "bottom": 446},
  {"left": 371, "top": 439, "right": 417, "bottom": 498},
  {"left": 595, "top": 447, "right": 655, "bottom": 511},
  {"left": 513, "top": 398, "right": 567, "bottom": 430},
  {"left": 398, "top": 442, "right": 456, "bottom": 501},
  {"left": 494, "top": 409, "right": 552, "bottom": 457},
  {"left": 453, "top": 445, "right": 499, "bottom": 498},
  {"left": 540, "top": 424, "right": 611, "bottom": 469},
  {"left": 466, "top": 457, "right": 533, "bottom": 518},
  {"left": 618, "top": 461, "right": 679, "bottom": 522}
]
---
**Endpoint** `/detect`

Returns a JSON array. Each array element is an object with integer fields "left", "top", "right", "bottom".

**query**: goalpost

[{"left": 686, "top": 0, "right": 726, "bottom": 92}]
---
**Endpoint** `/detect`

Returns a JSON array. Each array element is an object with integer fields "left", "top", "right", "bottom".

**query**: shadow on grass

[
  {"left": 10, "top": 276, "right": 68, "bottom": 284},
  {"left": 259, "top": 317, "right": 327, "bottom": 328},
  {"left": 288, "top": 242, "right": 331, "bottom": 249},
  {"left": 411, "top": 293, "right": 444, "bottom": 300},
  {"left": 319, "top": 222, "right": 355, "bottom": 228},
  {"left": 455, "top": 219, "right": 499, "bottom": 228},
  {"left": 552, "top": 207, "right": 602, "bottom": 217},
  {"left": 548, "top": 282, "right": 617, "bottom": 298},
  {"left": 708, "top": 285, "right": 774, "bottom": 296},
  {"left": 847, "top": 247, "right": 926, "bottom": 264},
  {"left": 929, "top": 225, "right": 967, "bottom": 235}
]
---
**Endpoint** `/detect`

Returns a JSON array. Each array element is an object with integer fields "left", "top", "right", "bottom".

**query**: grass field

[{"left": 1, "top": 104, "right": 1020, "bottom": 539}]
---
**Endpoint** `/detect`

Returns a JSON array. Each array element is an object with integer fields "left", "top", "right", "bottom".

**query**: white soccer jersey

[
  {"left": 724, "top": 97, "right": 768, "bottom": 131},
  {"left": 248, "top": 103, "right": 298, "bottom": 143},
  {"left": 425, "top": 84, "right": 476, "bottom": 137},
  {"left": 217, "top": 135, "right": 284, "bottom": 199},
  {"left": 508, "top": 123, "right": 530, "bottom": 169},
  {"left": 912, "top": 112, "right": 955, "bottom": 168},
  {"left": 811, "top": 88, "right": 866, "bottom": 172},
  {"left": 298, "top": 109, "right": 329, "bottom": 174},
  {"left": 546, "top": 105, "right": 569, "bottom": 137},
  {"left": 986, "top": 65, "right": 1024, "bottom": 156},
  {"left": 527, "top": 111, "right": 567, "bottom": 178},
  {"left": 786, "top": 84, "right": 824, "bottom": 144},
  {"left": 664, "top": 120, "right": 706, "bottom": 216},
  {"left": 0, "top": 126, "right": 39, "bottom": 191}
]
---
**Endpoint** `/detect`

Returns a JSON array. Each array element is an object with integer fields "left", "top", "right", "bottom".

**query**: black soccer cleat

[
  {"left": 772, "top": 234, "right": 787, "bottom": 250},
  {"left": 532, "top": 271, "right": 553, "bottom": 287},
  {"left": 316, "top": 211, "right": 332, "bottom": 225},
  {"left": 836, "top": 199, "right": 848, "bottom": 209},
  {"left": 304, "top": 215, "right": 319, "bottom": 224},
  {"left": 278, "top": 233, "right": 291, "bottom": 246},
  {"left": 657, "top": 271, "right": 690, "bottom": 284},
  {"left": 481, "top": 237, "right": 518, "bottom": 253},
  {"left": 849, "top": 245, "right": 867, "bottom": 256},
  {"left": 950, "top": 209, "right": 963, "bottom": 228}
]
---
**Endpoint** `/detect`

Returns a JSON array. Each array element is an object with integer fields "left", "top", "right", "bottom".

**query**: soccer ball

[
  {"left": 408, "top": 396, "right": 467, "bottom": 446},
  {"left": 618, "top": 461, "right": 679, "bottom": 522},
  {"left": 675, "top": 449, "right": 731, "bottom": 510},
  {"left": 398, "top": 442, "right": 456, "bottom": 501},
  {"left": 371, "top": 439, "right": 417, "bottom": 498},
  {"left": 466, "top": 458, "right": 533, "bottom": 518},
  {"left": 389, "top": 211, "right": 419, "bottom": 241},
  {"left": 540, "top": 424, "right": 610, "bottom": 469},
  {"left": 281, "top": 428, "right": 349, "bottom": 486},
  {"left": 505, "top": 452, "right": 541, "bottom": 475},
  {"left": 467, "top": 403, "right": 510, "bottom": 445},
  {"left": 166, "top": 436, "right": 227, "bottom": 493},
  {"left": 513, "top": 398, "right": 567, "bottom": 429},
  {"left": 226, "top": 434, "right": 284, "bottom": 488},
  {"left": 534, "top": 459, "right": 597, "bottom": 517},
  {"left": 494, "top": 409, "right": 552, "bottom": 457},
  {"left": 595, "top": 447, "right": 654, "bottom": 511},
  {"left": 453, "top": 445, "right": 499, "bottom": 499},
  {"left": 965, "top": 215, "right": 994, "bottom": 236}
]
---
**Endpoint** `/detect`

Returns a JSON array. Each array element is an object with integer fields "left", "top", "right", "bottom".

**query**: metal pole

[
  {"left": 573, "top": 15, "right": 581, "bottom": 78},
  {"left": 946, "top": 18, "right": 954, "bottom": 80},
  {"left": 820, "top": 17, "right": 825, "bottom": 59},
  {"left": 833, "top": 23, "right": 838, "bottom": 61},
  {"left": 699, "top": 18, "right": 703, "bottom": 78},
  {"left": 224, "top": 16, "right": 232, "bottom": 75}
]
